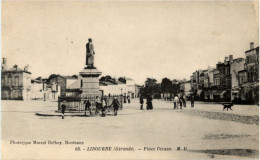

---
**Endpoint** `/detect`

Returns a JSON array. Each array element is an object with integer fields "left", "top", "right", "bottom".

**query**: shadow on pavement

[{"left": 189, "top": 149, "right": 259, "bottom": 158}]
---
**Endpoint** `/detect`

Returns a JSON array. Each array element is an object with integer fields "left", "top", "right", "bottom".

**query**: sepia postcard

[{"left": 1, "top": 1, "right": 259, "bottom": 159}]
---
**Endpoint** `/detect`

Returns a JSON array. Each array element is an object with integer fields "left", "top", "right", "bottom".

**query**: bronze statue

[{"left": 86, "top": 38, "right": 95, "bottom": 67}]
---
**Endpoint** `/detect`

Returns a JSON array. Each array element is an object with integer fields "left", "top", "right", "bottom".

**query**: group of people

[
  {"left": 60, "top": 96, "right": 121, "bottom": 119},
  {"left": 139, "top": 95, "right": 153, "bottom": 110},
  {"left": 84, "top": 96, "right": 120, "bottom": 117},
  {"left": 138, "top": 95, "right": 195, "bottom": 111},
  {"left": 123, "top": 96, "right": 131, "bottom": 104},
  {"left": 173, "top": 95, "right": 195, "bottom": 109}
]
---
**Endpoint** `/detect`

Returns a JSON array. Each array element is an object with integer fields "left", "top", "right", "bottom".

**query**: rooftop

[
  {"left": 2, "top": 65, "right": 31, "bottom": 74},
  {"left": 100, "top": 81, "right": 117, "bottom": 85},
  {"left": 245, "top": 46, "right": 259, "bottom": 53},
  {"left": 62, "top": 76, "right": 78, "bottom": 79}
]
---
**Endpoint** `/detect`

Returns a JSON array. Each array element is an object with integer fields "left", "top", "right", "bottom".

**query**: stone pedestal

[{"left": 79, "top": 67, "right": 102, "bottom": 98}]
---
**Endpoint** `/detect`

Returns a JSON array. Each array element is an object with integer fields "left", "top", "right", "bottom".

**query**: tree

[
  {"left": 100, "top": 75, "right": 112, "bottom": 81},
  {"left": 72, "top": 75, "right": 78, "bottom": 79},
  {"left": 142, "top": 78, "right": 160, "bottom": 98},
  {"left": 161, "top": 78, "right": 172, "bottom": 93},
  {"left": 118, "top": 77, "right": 126, "bottom": 83}
]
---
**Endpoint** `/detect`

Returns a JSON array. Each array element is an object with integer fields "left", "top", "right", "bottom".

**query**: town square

[
  {"left": 1, "top": 1, "right": 259, "bottom": 160},
  {"left": 2, "top": 99, "right": 259, "bottom": 159}
]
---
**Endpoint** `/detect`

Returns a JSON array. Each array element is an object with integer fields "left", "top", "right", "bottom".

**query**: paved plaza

[{"left": 1, "top": 99, "right": 259, "bottom": 159}]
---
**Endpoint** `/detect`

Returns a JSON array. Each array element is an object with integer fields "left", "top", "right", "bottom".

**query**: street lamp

[{"left": 120, "top": 88, "right": 123, "bottom": 109}]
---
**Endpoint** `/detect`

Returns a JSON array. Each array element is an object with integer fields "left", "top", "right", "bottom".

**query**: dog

[{"left": 222, "top": 103, "right": 233, "bottom": 111}]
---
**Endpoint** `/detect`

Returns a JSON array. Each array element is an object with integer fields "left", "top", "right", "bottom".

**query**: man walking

[
  {"left": 127, "top": 96, "right": 131, "bottom": 103},
  {"left": 84, "top": 99, "right": 91, "bottom": 116},
  {"left": 146, "top": 95, "right": 153, "bottom": 110},
  {"left": 191, "top": 95, "right": 195, "bottom": 108},
  {"left": 61, "top": 100, "right": 67, "bottom": 119},
  {"left": 140, "top": 96, "right": 144, "bottom": 110},
  {"left": 112, "top": 97, "right": 120, "bottom": 116},
  {"left": 182, "top": 95, "right": 186, "bottom": 107}
]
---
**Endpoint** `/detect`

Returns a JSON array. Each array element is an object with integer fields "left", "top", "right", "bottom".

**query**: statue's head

[{"left": 88, "top": 38, "right": 92, "bottom": 42}]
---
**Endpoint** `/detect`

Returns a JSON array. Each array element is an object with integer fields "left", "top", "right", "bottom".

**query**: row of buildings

[
  {"left": 1, "top": 59, "right": 60, "bottom": 101},
  {"left": 1, "top": 58, "right": 140, "bottom": 100},
  {"left": 187, "top": 42, "right": 259, "bottom": 104},
  {"left": 49, "top": 74, "right": 140, "bottom": 98},
  {"left": 160, "top": 42, "right": 258, "bottom": 104}
]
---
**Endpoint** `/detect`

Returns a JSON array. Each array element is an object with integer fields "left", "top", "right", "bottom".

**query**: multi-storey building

[
  {"left": 48, "top": 74, "right": 67, "bottom": 97},
  {"left": 230, "top": 57, "right": 245, "bottom": 101},
  {"left": 179, "top": 80, "right": 191, "bottom": 98},
  {"left": 238, "top": 70, "right": 248, "bottom": 102},
  {"left": 240, "top": 42, "right": 259, "bottom": 104},
  {"left": 216, "top": 55, "right": 233, "bottom": 101},
  {"left": 2, "top": 64, "right": 31, "bottom": 100}
]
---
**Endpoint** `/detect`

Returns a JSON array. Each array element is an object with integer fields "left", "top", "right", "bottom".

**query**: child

[{"left": 101, "top": 99, "right": 107, "bottom": 117}]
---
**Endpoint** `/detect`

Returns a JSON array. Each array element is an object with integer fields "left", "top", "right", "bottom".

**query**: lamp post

[{"left": 120, "top": 88, "right": 123, "bottom": 109}]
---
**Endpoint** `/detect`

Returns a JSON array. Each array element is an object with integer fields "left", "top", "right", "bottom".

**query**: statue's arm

[{"left": 91, "top": 44, "right": 95, "bottom": 54}]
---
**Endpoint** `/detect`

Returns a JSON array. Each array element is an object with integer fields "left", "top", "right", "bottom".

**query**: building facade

[
  {"left": 2, "top": 65, "right": 31, "bottom": 100},
  {"left": 239, "top": 42, "right": 259, "bottom": 104},
  {"left": 230, "top": 58, "right": 245, "bottom": 101}
]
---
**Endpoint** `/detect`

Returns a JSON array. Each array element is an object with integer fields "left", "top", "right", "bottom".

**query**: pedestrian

[
  {"left": 84, "top": 99, "right": 91, "bottom": 116},
  {"left": 123, "top": 96, "right": 127, "bottom": 103},
  {"left": 112, "top": 97, "right": 120, "bottom": 116},
  {"left": 146, "top": 95, "right": 153, "bottom": 110},
  {"left": 101, "top": 99, "right": 107, "bottom": 117},
  {"left": 191, "top": 95, "right": 195, "bottom": 108},
  {"left": 173, "top": 95, "right": 179, "bottom": 109},
  {"left": 140, "top": 96, "right": 144, "bottom": 110},
  {"left": 95, "top": 96, "right": 102, "bottom": 115},
  {"left": 61, "top": 100, "right": 67, "bottom": 119},
  {"left": 182, "top": 95, "right": 186, "bottom": 107},
  {"left": 127, "top": 96, "right": 131, "bottom": 103},
  {"left": 179, "top": 97, "right": 183, "bottom": 109}
]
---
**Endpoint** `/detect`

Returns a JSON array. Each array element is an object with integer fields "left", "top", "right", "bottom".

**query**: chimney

[
  {"left": 224, "top": 57, "right": 229, "bottom": 62},
  {"left": 24, "top": 65, "right": 29, "bottom": 72},
  {"left": 2, "top": 58, "right": 7, "bottom": 70},
  {"left": 229, "top": 55, "right": 233, "bottom": 63},
  {"left": 250, "top": 42, "right": 254, "bottom": 49},
  {"left": 2, "top": 58, "right": 6, "bottom": 65},
  {"left": 13, "top": 64, "right": 18, "bottom": 71}
]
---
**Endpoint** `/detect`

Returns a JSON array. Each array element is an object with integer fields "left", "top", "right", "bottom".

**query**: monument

[{"left": 79, "top": 38, "right": 102, "bottom": 97}]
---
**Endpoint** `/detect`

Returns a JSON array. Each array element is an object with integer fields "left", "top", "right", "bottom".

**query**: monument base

[{"left": 79, "top": 66, "right": 102, "bottom": 98}]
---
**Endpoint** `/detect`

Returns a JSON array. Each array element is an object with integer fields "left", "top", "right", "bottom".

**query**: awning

[
  {"left": 241, "top": 82, "right": 259, "bottom": 88},
  {"left": 197, "top": 90, "right": 202, "bottom": 95},
  {"left": 220, "top": 90, "right": 227, "bottom": 98},
  {"left": 212, "top": 90, "right": 224, "bottom": 96},
  {"left": 232, "top": 90, "right": 239, "bottom": 94}
]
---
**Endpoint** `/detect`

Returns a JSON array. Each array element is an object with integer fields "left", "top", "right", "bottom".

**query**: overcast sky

[{"left": 2, "top": 1, "right": 259, "bottom": 84}]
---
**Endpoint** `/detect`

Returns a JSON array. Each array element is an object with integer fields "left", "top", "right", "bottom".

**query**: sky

[{"left": 2, "top": 1, "right": 259, "bottom": 85}]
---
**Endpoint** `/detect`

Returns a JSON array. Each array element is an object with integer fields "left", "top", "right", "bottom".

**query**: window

[
  {"left": 1, "top": 77, "right": 4, "bottom": 86},
  {"left": 8, "top": 77, "right": 12, "bottom": 86},
  {"left": 15, "top": 76, "right": 19, "bottom": 86}
]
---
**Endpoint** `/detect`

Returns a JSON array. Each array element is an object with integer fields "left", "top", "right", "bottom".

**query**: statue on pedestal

[{"left": 86, "top": 38, "right": 95, "bottom": 68}]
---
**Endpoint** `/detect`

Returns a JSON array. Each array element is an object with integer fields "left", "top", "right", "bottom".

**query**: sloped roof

[
  {"left": 3, "top": 66, "right": 31, "bottom": 74},
  {"left": 31, "top": 79, "right": 43, "bottom": 83},
  {"left": 100, "top": 81, "right": 117, "bottom": 85},
  {"left": 115, "top": 80, "right": 126, "bottom": 84},
  {"left": 99, "top": 82, "right": 107, "bottom": 86},
  {"left": 245, "top": 46, "right": 259, "bottom": 53},
  {"left": 125, "top": 77, "right": 133, "bottom": 80},
  {"left": 62, "top": 76, "right": 78, "bottom": 79}
]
